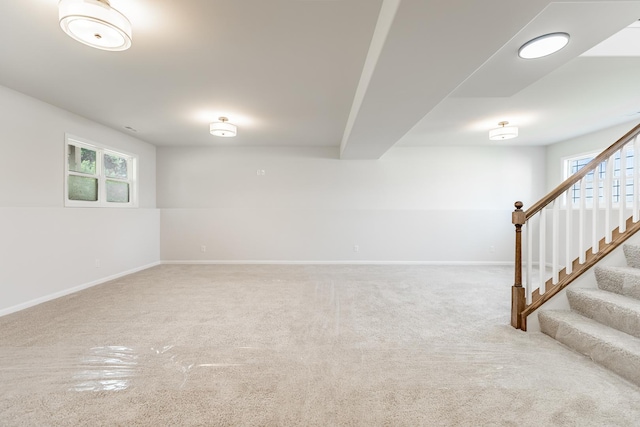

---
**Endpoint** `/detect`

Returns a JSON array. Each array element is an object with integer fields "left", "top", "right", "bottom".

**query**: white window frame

[
  {"left": 64, "top": 134, "right": 138, "bottom": 208},
  {"left": 562, "top": 147, "right": 634, "bottom": 207}
]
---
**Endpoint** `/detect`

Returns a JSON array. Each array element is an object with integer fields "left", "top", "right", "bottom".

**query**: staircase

[
  {"left": 510, "top": 122, "right": 640, "bottom": 331},
  {"left": 539, "top": 244, "right": 640, "bottom": 386}
]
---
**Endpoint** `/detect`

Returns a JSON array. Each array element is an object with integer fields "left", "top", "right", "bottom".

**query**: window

[
  {"left": 65, "top": 135, "right": 137, "bottom": 207},
  {"left": 564, "top": 148, "right": 634, "bottom": 205}
]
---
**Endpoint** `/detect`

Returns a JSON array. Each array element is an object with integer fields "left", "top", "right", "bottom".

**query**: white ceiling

[{"left": 1, "top": 0, "right": 640, "bottom": 159}]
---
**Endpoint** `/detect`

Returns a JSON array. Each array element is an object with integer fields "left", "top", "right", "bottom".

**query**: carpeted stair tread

[
  {"left": 539, "top": 310, "right": 640, "bottom": 386},
  {"left": 567, "top": 288, "right": 640, "bottom": 339},
  {"left": 594, "top": 266, "right": 640, "bottom": 300}
]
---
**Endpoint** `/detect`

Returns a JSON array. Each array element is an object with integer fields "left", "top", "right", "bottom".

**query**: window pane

[
  {"left": 104, "top": 153, "right": 128, "bottom": 179},
  {"left": 106, "top": 180, "right": 130, "bottom": 203},
  {"left": 68, "top": 145, "right": 96, "bottom": 175},
  {"left": 68, "top": 175, "right": 98, "bottom": 201}
]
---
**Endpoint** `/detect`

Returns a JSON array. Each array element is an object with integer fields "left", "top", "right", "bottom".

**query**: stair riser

[
  {"left": 595, "top": 268, "right": 640, "bottom": 300},
  {"left": 567, "top": 291, "right": 640, "bottom": 339},
  {"left": 624, "top": 244, "right": 640, "bottom": 269}
]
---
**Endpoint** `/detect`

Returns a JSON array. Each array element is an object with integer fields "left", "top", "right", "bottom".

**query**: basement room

[{"left": 2, "top": 0, "right": 640, "bottom": 425}]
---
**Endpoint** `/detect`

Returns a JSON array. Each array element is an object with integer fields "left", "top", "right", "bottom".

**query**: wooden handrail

[{"left": 525, "top": 122, "right": 640, "bottom": 221}]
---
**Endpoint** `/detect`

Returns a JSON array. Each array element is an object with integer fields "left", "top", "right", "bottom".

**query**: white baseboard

[
  {"left": 161, "top": 260, "right": 513, "bottom": 266},
  {"left": 0, "top": 261, "right": 161, "bottom": 318}
]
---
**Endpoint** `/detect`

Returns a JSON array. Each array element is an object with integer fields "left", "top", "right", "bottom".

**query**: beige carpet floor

[{"left": 1, "top": 264, "right": 639, "bottom": 426}]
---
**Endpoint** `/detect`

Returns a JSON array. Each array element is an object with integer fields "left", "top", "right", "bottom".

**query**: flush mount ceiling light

[
  {"left": 59, "top": 0, "right": 132, "bottom": 51},
  {"left": 489, "top": 121, "right": 518, "bottom": 140},
  {"left": 209, "top": 117, "right": 237, "bottom": 137},
  {"left": 518, "top": 32, "right": 570, "bottom": 59}
]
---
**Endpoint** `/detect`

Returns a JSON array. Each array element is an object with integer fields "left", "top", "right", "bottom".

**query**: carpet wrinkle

[{"left": 1, "top": 264, "right": 640, "bottom": 426}]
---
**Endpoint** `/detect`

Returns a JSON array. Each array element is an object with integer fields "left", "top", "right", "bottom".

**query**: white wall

[
  {"left": 0, "top": 85, "right": 160, "bottom": 315},
  {"left": 158, "top": 145, "right": 545, "bottom": 262}
]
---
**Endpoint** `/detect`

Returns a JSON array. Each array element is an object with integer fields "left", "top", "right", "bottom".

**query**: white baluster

[
  {"left": 592, "top": 161, "right": 600, "bottom": 254},
  {"left": 566, "top": 188, "right": 573, "bottom": 274},
  {"left": 526, "top": 217, "right": 533, "bottom": 304},
  {"left": 620, "top": 147, "right": 627, "bottom": 232},
  {"left": 539, "top": 209, "right": 546, "bottom": 294},
  {"left": 634, "top": 136, "right": 640, "bottom": 222},
  {"left": 552, "top": 199, "right": 559, "bottom": 283},
  {"left": 579, "top": 176, "right": 586, "bottom": 264},
  {"left": 604, "top": 156, "right": 613, "bottom": 243}
]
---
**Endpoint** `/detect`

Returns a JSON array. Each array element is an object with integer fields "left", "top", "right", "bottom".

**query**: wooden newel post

[{"left": 511, "top": 201, "right": 526, "bottom": 330}]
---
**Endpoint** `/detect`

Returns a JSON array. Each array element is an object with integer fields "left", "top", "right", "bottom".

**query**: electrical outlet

[
  {"left": 353, "top": 245, "right": 359, "bottom": 253},
  {"left": 256, "top": 169, "right": 266, "bottom": 176},
  {"left": 489, "top": 246, "right": 495, "bottom": 253},
  {"left": 201, "top": 245, "right": 207, "bottom": 253},
  {"left": 95, "top": 259, "right": 101, "bottom": 268}
]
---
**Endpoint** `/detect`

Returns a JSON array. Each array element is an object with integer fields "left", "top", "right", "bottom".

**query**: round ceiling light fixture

[
  {"left": 518, "top": 32, "right": 569, "bottom": 59},
  {"left": 210, "top": 117, "right": 237, "bottom": 137},
  {"left": 59, "top": 0, "right": 132, "bottom": 51},
  {"left": 489, "top": 121, "right": 518, "bottom": 140}
]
